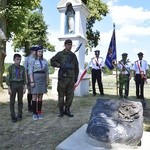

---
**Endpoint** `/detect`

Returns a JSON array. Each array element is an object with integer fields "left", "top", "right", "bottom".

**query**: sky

[{"left": 5, "top": 0, "right": 150, "bottom": 64}]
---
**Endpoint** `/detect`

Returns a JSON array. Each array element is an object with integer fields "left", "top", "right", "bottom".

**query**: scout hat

[
  {"left": 64, "top": 39, "right": 72, "bottom": 45},
  {"left": 94, "top": 50, "right": 100, "bottom": 55},
  {"left": 30, "top": 45, "right": 43, "bottom": 51},
  {"left": 137, "top": 52, "right": 143, "bottom": 56}
]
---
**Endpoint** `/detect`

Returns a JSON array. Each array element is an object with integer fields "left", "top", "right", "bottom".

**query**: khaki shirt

[{"left": 6, "top": 64, "right": 26, "bottom": 86}]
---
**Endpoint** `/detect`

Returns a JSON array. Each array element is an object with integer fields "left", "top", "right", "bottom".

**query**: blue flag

[{"left": 105, "top": 28, "right": 117, "bottom": 70}]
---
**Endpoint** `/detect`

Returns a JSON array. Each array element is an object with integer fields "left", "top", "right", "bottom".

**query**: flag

[
  {"left": 74, "top": 69, "right": 87, "bottom": 90},
  {"left": 74, "top": 62, "right": 91, "bottom": 90},
  {"left": 105, "top": 27, "right": 117, "bottom": 70}
]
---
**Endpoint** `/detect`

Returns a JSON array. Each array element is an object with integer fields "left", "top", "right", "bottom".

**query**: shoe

[
  {"left": 100, "top": 93, "right": 104, "bottom": 96},
  {"left": 38, "top": 114, "right": 44, "bottom": 120},
  {"left": 28, "top": 108, "right": 33, "bottom": 113},
  {"left": 11, "top": 116, "right": 18, "bottom": 123},
  {"left": 17, "top": 115, "right": 22, "bottom": 121},
  {"left": 32, "top": 114, "right": 38, "bottom": 120},
  {"left": 93, "top": 92, "right": 96, "bottom": 96},
  {"left": 65, "top": 106, "right": 74, "bottom": 117},
  {"left": 119, "top": 95, "right": 123, "bottom": 99},
  {"left": 124, "top": 95, "right": 128, "bottom": 99}
]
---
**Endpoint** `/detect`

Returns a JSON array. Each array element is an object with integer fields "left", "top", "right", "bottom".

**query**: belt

[{"left": 34, "top": 71, "right": 45, "bottom": 74}]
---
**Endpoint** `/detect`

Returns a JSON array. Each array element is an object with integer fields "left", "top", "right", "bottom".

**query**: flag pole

[{"left": 113, "top": 23, "right": 118, "bottom": 96}]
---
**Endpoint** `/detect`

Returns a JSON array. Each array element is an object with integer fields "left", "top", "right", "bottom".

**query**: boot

[
  {"left": 65, "top": 106, "right": 74, "bottom": 117},
  {"left": 58, "top": 107, "right": 64, "bottom": 117}
]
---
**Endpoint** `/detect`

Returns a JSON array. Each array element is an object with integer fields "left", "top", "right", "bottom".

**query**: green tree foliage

[
  {"left": 13, "top": 10, "right": 55, "bottom": 56},
  {"left": 86, "top": 0, "right": 109, "bottom": 49},
  {"left": 0, "top": 0, "right": 41, "bottom": 88},
  {"left": 2, "top": 0, "right": 41, "bottom": 38}
]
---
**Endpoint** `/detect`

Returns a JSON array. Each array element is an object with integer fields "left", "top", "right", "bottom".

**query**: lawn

[{"left": 0, "top": 75, "right": 150, "bottom": 150}]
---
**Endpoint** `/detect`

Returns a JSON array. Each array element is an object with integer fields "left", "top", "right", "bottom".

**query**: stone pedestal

[
  {"left": 55, "top": 124, "right": 150, "bottom": 150},
  {"left": 51, "top": 69, "right": 90, "bottom": 96}
]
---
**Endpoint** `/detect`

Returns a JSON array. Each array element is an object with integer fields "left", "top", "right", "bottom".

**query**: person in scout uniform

[
  {"left": 24, "top": 46, "right": 37, "bottom": 112},
  {"left": 132, "top": 52, "right": 149, "bottom": 107},
  {"left": 89, "top": 50, "right": 104, "bottom": 96},
  {"left": 28, "top": 45, "right": 49, "bottom": 120},
  {"left": 117, "top": 53, "right": 132, "bottom": 99},
  {"left": 6, "top": 54, "right": 26, "bottom": 123},
  {"left": 50, "top": 39, "right": 79, "bottom": 118}
]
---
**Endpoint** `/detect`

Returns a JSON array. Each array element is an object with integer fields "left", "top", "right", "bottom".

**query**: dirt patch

[{"left": 0, "top": 89, "right": 150, "bottom": 150}]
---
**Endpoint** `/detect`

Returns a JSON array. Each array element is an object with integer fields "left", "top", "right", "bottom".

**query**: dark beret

[
  {"left": 30, "top": 45, "right": 43, "bottom": 51},
  {"left": 122, "top": 53, "right": 128, "bottom": 56},
  {"left": 137, "top": 52, "right": 143, "bottom": 56},
  {"left": 94, "top": 50, "right": 100, "bottom": 55}
]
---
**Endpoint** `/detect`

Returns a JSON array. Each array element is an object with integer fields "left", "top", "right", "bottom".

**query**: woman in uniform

[{"left": 28, "top": 45, "right": 49, "bottom": 120}]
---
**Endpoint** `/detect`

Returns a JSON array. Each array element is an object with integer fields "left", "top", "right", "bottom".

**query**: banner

[{"left": 105, "top": 27, "right": 117, "bottom": 70}]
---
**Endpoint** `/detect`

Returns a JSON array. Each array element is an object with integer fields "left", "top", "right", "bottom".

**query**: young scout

[
  {"left": 6, "top": 54, "right": 26, "bottom": 123},
  {"left": 24, "top": 46, "right": 36, "bottom": 112}
]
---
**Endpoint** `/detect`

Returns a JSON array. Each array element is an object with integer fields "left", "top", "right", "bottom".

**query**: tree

[
  {"left": 13, "top": 10, "right": 55, "bottom": 56},
  {"left": 86, "top": 0, "right": 109, "bottom": 49},
  {"left": 0, "top": 0, "right": 41, "bottom": 89}
]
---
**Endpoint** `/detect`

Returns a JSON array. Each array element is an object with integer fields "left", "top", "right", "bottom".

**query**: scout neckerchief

[
  {"left": 15, "top": 65, "right": 20, "bottom": 78},
  {"left": 39, "top": 58, "right": 43, "bottom": 69}
]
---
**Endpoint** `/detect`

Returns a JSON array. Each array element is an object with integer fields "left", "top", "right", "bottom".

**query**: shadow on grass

[{"left": 0, "top": 91, "right": 150, "bottom": 150}]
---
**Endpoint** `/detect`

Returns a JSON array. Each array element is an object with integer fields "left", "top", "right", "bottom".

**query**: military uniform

[
  {"left": 51, "top": 41, "right": 79, "bottom": 117},
  {"left": 6, "top": 64, "right": 26, "bottom": 121},
  {"left": 24, "top": 54, "right": 35, "bottom": 111},
  {"left": 117, "top": 53, "right": 132, "bottom": 98},
  {"left": 89, "top": 50, "right": 104, "bottom": 96},
  {"left": 132, "top": 52, "right": 149, "bottom": 100}
]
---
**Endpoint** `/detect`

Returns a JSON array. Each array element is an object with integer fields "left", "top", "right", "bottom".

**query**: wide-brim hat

[{"left": 137, "top": 52, "right": 143, "bottom": 56}]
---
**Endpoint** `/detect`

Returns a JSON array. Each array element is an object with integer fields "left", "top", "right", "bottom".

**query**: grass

[{"left": 0, "top": 75, "right": 150, "bottom": 150}]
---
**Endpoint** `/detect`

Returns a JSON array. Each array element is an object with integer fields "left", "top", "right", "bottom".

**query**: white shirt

[
  {"left": 132, "top": 60, "right": 149, "bottom": 74},
  {"left": 89, "top": 57, "right": 104, "bottom": 70}
]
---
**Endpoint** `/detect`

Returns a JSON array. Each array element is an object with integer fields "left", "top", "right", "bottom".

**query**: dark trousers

[
  {"left": 57, "top": 78, "right": 74, "bottom": 107},
  {"left": 91, "top": 69, "right": 104, "bottom": 94},
  {"left": 135, "top": 74, "right": 145, "bottom": 98},
  {"left": 10, "top": 82, "right": 24, "bottom": 117},
  {"left": 119, "top": 74, "right": 130, "bottom": 97}
]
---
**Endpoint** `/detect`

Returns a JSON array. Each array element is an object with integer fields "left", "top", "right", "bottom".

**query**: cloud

[
  {"left": 102, "top": 1, "right": 150, "bottom": 45},
  {"left": 47, "top": 29, "right": 59, "bottom": 47},
  {"left": 110, "top": 5, "right": 150, "bottom": 26}
]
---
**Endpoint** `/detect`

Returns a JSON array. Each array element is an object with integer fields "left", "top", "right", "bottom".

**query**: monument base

[
  {"left": 51, "top": 70, "right": 90, "bottom": 96},
  {"left": 55, "top": 124, "right": 150, "bottom": 150}
]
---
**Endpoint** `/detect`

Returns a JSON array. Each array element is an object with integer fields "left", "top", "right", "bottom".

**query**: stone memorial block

[{"left": 86, "top": 98, "right": 143, "bottom": 146}]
